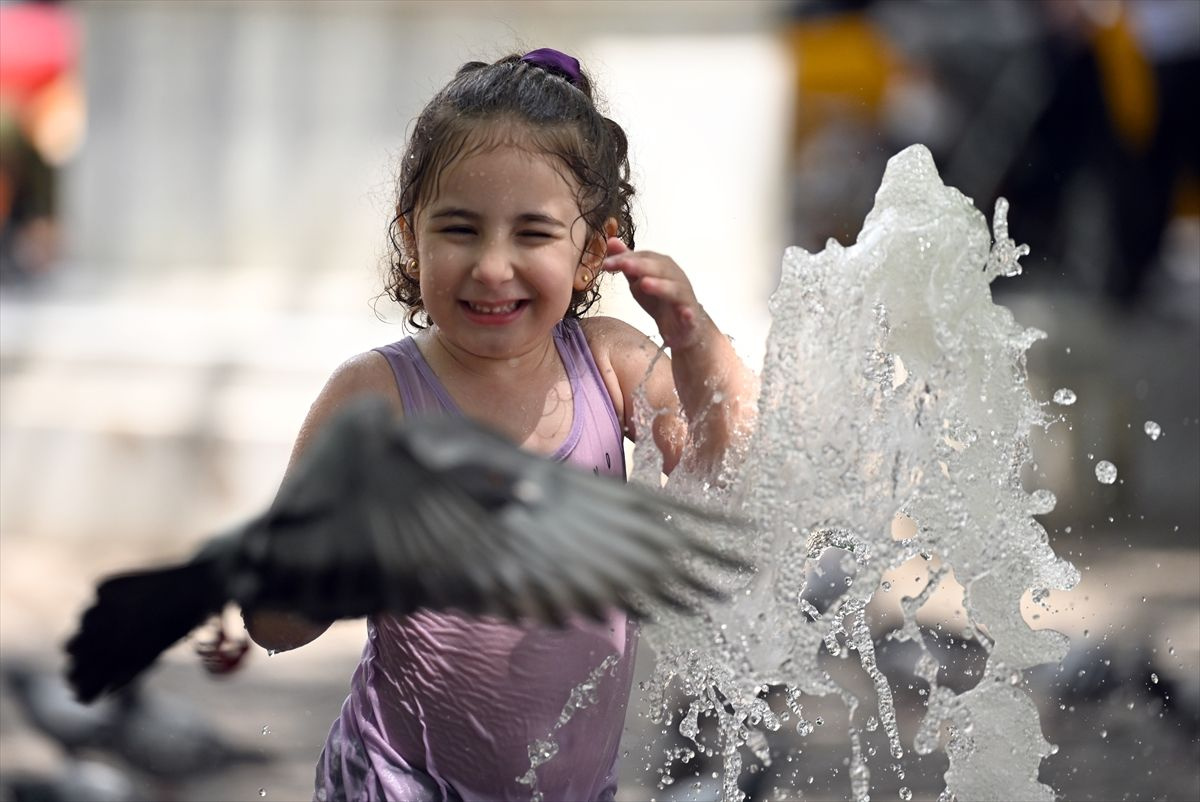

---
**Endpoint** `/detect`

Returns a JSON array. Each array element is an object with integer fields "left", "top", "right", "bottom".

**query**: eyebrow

[{"left": 429, "top": 208, "right": 566, "bottom": 228}]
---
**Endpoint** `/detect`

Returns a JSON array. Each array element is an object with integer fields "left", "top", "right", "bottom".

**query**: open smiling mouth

[{"left": 461, "top": 300, "right": 528, "bottom": 315}]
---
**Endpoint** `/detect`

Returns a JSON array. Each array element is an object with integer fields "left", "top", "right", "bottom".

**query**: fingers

[
  {"left": 600, "top": 245, "right": 684, "bottom": 291},
  {"left": 604, "top": 236, "right": 630, "bottom": 259},
  {"left": 600, "top": 246, "right": 707, "bottom": 349}
]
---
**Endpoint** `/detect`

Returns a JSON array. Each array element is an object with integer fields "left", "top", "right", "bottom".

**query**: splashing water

[
  {"left": 629, "top": 145, "right": 1078, "bottom": 801},
  {"left": 1052, "top": 388, "right": 1077, "bottom": 406},
  {"left": 515, "top": 654, "right": 622, "bottom": 799}
]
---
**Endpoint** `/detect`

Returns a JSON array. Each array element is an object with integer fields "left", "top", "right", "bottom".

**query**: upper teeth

[{"left": 468, "top": 301, "right": 518, "bottom": 314}]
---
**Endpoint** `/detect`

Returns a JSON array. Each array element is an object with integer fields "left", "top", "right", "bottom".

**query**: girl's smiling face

[{"left": 412, "top": 142, "right": 599, "bottom": 363}]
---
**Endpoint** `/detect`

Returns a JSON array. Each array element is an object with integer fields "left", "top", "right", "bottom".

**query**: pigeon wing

[{"left": 235, "top": 401, "right": 750, "bottom": 626}]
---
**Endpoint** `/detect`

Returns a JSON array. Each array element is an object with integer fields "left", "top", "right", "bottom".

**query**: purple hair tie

[{"left": 520, "top": 48, "right": 583, "bottom": 88}]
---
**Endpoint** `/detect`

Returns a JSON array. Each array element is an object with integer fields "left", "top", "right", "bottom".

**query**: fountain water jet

[{"left": 632, "top": 144, "right": 1080, "bottom": 801}]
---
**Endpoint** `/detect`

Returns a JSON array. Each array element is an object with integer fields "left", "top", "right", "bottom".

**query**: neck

[{"left": 422, "top": 326, "right": 558, "bottom": 381}]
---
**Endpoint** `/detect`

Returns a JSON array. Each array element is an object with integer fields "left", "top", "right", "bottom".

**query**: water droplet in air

[
  {"left": 1094, "top": 460, "right": 1118, "bottom": 484},
  {"left": 1052, "top": 388, "right": 1077, "bottom": 405},
  {"left": 1150, "top": 672, "right": 1159, "bottom": 684},
  {"left": 1029, "top": 488, "right": 1056, "bottom": 514},
  {"left": 900, "top": 788, "right": 913, "bottom": 801},
  {"left": 261, "top": 725, "right": 270, "bottom": 735},
  {"left": 1144, "top": 421, "right": 1162, "bottom": 440},
  {"left": 258, "top": 790, "right": 267, "bottom": 798}
]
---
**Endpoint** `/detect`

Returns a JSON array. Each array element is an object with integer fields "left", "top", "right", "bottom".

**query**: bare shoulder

[
  {"left": 324, "top": 350, "right": 399, "bottom": 403},
  {"left": 289, "top": 350, "right": 401, "bottom": 470},
  {"left": 579, "top": 315, "right": 663, "bottom": 368}
]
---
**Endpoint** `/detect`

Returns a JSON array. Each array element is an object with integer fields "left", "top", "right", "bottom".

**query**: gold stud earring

[
  {"left": 580, "top": 269, "right": 592, "bottom": 286},
  {"left": 406, "top": 257, "right": 419, "bottom": 278}
]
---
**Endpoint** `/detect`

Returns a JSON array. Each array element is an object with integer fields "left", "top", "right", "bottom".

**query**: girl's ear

[
  {"left": 397, "top": 213, "right": 418, "bottom": 258},
  {"left": 575, "top": 218, "right": 619, "bottom": 291}
]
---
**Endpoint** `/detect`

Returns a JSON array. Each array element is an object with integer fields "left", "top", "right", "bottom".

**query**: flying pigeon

[{"left": 66, "top": 396, "right": 746, "bottom": 703}]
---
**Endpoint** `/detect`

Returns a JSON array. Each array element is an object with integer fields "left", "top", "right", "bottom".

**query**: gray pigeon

[
  {"left": 2, "top": 759, "right": 148, "bottom": 802},
  {"left": 4, "top": 664, "right": 267, "bottom": 784},
  {"left": 5, "top": 663, "right": 117, "bottom": 754},
  {"left": 66, "top": 396, "right": 745, "bottom": 703}
]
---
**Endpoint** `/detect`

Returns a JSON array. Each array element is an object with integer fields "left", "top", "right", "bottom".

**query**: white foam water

[{"left": 629, "top": 144, "right": 1080, "bottom": 801}]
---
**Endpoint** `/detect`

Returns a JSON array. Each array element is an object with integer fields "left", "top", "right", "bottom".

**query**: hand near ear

[{"left": 601, "top": 237, "right": 708, "bottom": 351}]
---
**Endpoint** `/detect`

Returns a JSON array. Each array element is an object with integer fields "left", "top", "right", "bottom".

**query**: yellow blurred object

[
  {"left": 785, "top": 13, "right": 903, "bottom": 145},
  {"left": 1174, "top": 176, "right": 1200, "bottom": 218},
  {"left": 1090, "top": 8, "right": 1157, "bottom": 152}
]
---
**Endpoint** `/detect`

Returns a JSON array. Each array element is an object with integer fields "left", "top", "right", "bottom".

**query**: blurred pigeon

[
  {"left": 2, "top": 759, "right": 147, "bottom": 802},
  {"left": 104, "top": 686, "right": 270, "bottom": 781},
  {"left": 66, "top": 396, "right": 746, "bottom": 703},
  {"left": 5, "top": 662, "right": 116, "bottom": 754},
  {"left": 4, "top": 664, "right": 269, "bottom": 782}
]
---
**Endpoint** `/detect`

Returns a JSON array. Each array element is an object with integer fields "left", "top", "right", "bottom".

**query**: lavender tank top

[{"left": 316, "top": 319, "right": 636, "bottom": 802}]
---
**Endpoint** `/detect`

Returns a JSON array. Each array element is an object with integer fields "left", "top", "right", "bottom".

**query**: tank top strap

[
  {"left": 372, "top": 323, "right": 625, "bottom": 477},
  {"left": 372, "top": 338, "right": 460, "bottom": 416},
  {"left": 553, "top": 319, "right": 626, "bottom": 477}
]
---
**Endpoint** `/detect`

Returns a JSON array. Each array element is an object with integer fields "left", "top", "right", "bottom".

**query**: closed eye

[{"left": 440, "top": 226, "right": 476, "bottom": 236}]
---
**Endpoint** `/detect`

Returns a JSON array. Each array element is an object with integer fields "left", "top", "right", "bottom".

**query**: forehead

[{"left": 421, "top": 122, "right": 580, "bottom": 210}]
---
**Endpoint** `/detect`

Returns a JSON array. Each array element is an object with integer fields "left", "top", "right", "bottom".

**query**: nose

[{"left": 471, "top": 238, "right": 515, "bottom": 286}]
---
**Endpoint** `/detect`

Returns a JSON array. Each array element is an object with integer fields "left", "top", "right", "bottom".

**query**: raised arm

[
  {"left": 596, "top": 238, "right": 758, "bottom": 475},
  {"left": 244, "top": 350, "right": 402, "bottom": 652}
]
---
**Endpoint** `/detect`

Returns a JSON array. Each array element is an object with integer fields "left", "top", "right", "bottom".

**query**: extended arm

[{"left": 244, "top": 351, "right": 402, "bottom": 652}]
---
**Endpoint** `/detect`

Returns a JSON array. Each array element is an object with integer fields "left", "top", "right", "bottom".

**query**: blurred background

[{"left": 0, "top": 0, "right": 1196, "bottom": 800}]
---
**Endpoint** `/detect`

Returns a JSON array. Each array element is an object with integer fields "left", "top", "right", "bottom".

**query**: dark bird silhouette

[{"left": 66, "top": 396, "right": 746, "bottom": 703}]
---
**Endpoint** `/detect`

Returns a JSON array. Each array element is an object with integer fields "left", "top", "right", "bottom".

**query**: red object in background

[{"left": 0, "top": 2, "right": 78, "bottom": 106}]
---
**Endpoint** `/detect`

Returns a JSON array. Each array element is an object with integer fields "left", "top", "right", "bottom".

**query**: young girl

[{"left": 247, "top": 49, "right": 755, "bottom": 802}]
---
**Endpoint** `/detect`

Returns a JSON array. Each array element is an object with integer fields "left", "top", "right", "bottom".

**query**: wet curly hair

[{"left": 384, "top": 53, "right": 636, "bottom": 329}]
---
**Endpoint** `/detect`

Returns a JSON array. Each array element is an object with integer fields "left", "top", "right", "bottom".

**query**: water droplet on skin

[
  {"left": 1095, "top": 460, "right": 1118, "bottom": 484},
  {"left": 1052, "top": 388, "right": 1077, "bottom": 405},
  {"left": 1144, "top": 420, "right": 1162, "bottom": 440}
]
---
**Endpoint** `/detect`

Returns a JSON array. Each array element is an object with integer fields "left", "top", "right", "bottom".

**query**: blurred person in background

[
  {"left": 784, "top": 0, "right": 1199, "bottom": 315},
  {"left": 0, "top": 0, "right": 85, "bottom": 287},
  {"left": 245, "top": 49, "right": 754, "bottom": 801}
]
